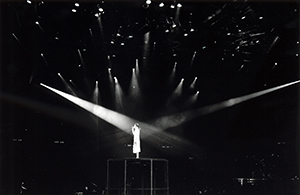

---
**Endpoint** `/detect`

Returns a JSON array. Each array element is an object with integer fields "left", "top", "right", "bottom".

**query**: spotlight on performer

[{"left": 39, "top": 83, "right": 201, "bottom": 157}]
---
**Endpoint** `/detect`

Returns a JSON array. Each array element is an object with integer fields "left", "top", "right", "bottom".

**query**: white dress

[{"left": 132, "top": 127, "right": 141, "bottom": 154}]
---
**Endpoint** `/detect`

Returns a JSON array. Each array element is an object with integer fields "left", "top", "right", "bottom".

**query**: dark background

[{"left": 1, "top": 0, "right": 299, "bottom": 194}]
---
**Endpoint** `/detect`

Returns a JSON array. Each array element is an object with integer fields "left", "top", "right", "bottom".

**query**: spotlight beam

[
  {"left": 172, "top": 78, "right": 184, "bottom": 97},
  {"left": 154, "top": 80, "right": 300, "bottom": 130},
  {"left": 135, "top": 59, "right": 140, "bottom": 76},
  {"left": 114, "top": 79, "right": 124, "bottom": 112},
  {"left": 58, "top": 73, "right": 78, "bottom": 97},
  {"left": 93, "top": 81, "right": 100, "bottom": 105},
  {"left": 168, "top": 62, "right": 177, "bottom": 83},
  {"left": 129, "top": 68, "right": 141, "bottom": 98},
  {"left": 40, "top": 83, "right": 201, "bottom": 157},
  {"left": 41, "top": 83, "right": 135, "bottom": 133}
]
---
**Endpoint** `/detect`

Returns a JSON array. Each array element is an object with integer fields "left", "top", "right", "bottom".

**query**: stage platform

[{"left": 106, "top": 158, "right": 169, "bottom": 195}]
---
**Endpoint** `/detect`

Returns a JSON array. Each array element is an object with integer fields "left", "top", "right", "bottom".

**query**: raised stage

[{"left": 106, "top": 158, "right": 169, "bottom": 195}]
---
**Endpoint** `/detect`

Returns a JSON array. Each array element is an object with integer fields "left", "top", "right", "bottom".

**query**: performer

[{"left": 131, "top": 123, "right": 141, "bottom": 158}]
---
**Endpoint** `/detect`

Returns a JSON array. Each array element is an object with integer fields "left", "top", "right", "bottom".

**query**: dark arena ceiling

[{"left": 1, "top": 0, "right": 300, "bottom": 194}]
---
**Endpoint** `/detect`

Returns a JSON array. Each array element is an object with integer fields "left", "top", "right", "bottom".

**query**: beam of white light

[
  {"left": 77, "top": 49, "right": 84, "bottom": 66},
  {"left": 173, "top": 78, "right": 184, "bottom": 96},
  {"left": 129, "top": 68, "right": 141, "bottom": 98},
  {"left": 58, "top": 73, "right": 77, "bottom": 97},
  {"left": 107, "top": 55, "right": 112, "bottom": 68},
  {"left": 41, "top": 53, "right": 48, "bottom": 65},
  {"left": 268, "top": 36, "right": 280, "bottom": 53},
  {"left": 93, "top": 81, "right": 100, "bottom": 105},
  {"left": 93, "top": 81, "right": 100, "bottom": 147},
  {"left": 41, "top": 83, "right": 135, "bottom": 133},
  {"left": 108, "top": 68, "right": 113, "bottom": 83},
  {"left": 115, "top": 80, "right": 124, "bottom": 112},
  {"left": 29, "top": 74, "right": 33, "bottom": 84},
  {"left": 189, "top": 77, "right": 197, "bottom": 89},
  {"left": 69, "top": 80, "right": 85, "bottom": 99},
  {"left": 97, "top": 16, "right": 104, "bottom": 39},
  {"left": 143, "top": 32, "right": 150, "bottom": 58},
  {"left": 166, "top": 78, "right": 184, "bottom": 106},
  {"left": 190, "top": 51, "right": 197, "bottom": 67},
  {"left": 175, "top": 3, "right": 182, "bottom": 23},
  {"left": 12, "top": 33, "right": 20, "bottom": 43},
  {"left": 89, "top": 28, "right": 93, "bottom": 37},
  {"left": 40, "top": 84, "right": 203, "bottom": 157},
  {"left": 183, "top": 91, "right": 199, "bottom": 109},
  {"left": 135, "top": 59, "right": 140, "bottom": 76},
  {"left": 168, "top": 62, "right": 177, "bottom": 83},
  {"left": 154, "top": 80, "right": 300, "bottom": 130},
  {"left": 35, "top": 21, "right": 44, "bottom": 32},
  {"left": 108, "top": 68, "right": 115, "bottom": 97}
]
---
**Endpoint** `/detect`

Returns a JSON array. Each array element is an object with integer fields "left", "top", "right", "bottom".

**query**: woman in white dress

[{"left": 131, "top": 123, "right": 141, "bottom": 158}]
